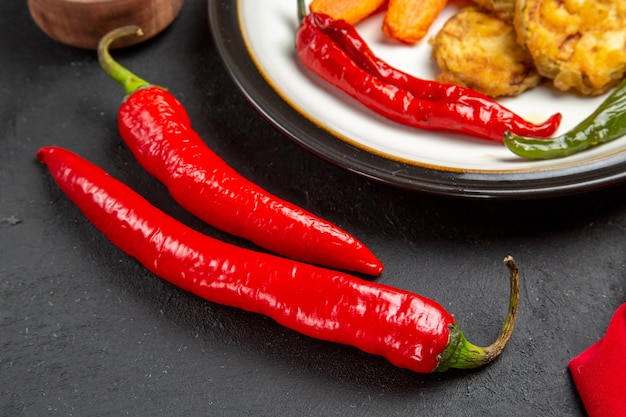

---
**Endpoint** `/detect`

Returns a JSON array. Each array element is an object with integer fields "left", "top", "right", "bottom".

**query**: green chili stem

[
  {"left": 297, "top": 0, "right": 307, "bottom": 24},
  {"left": 97, "top": 26, "right": 151, "bottom": 95},
  {"left": 435, "top": 256, "right": 520, "bottom": 372},
  {"left": 504, "top": 79, "right": 626, "bottom": 160}
]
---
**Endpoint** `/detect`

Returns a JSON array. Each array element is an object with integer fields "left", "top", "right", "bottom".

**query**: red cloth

[{"left": 568, "top": 303, "right": 626, "bottom": 417}]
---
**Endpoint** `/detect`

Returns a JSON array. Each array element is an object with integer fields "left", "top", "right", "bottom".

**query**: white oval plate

[{"left": 208, "top": 0, "right": 626, "bottom": 198}]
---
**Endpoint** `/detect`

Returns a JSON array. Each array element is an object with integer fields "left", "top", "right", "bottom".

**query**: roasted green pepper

[{"left": 504, "top": 79, "right": 626, "bottom": 160}]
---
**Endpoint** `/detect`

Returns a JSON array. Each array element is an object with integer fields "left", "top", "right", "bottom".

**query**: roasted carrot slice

[
  {"left": 383, "top": 0, "right": 448, "bottom": 44},
  {"left": 310, "top": 0, "right": 388, "bottom": 25}
]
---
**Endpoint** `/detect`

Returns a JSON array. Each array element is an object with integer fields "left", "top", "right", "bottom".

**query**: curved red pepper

[
  {"left": 296, "top": 10, "right": 562, "bottom": 141},
  {"left": 97, "top": 26, "right": 382, "bottom": 276},
  {"left": 37, "top": 145, "right": 520, "bottom": 373}
]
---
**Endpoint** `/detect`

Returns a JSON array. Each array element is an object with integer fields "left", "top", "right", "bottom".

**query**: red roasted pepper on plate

[
  {"left": 97, "top": 26, "right": 382, "bottom": 276},
  {"left": 37, "top": 145, "right": 520, "bottom": 373},
  {"left": 295, "top": 0, "right": 561, "bottom": 142}
]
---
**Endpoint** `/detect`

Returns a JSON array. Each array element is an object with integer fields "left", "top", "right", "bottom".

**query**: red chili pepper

[
  {"left": 295, "top": 3, "right": 562, "bottom": 141},
  {"left": 37, "top": 145, "right": 520, "bottom": 373},
  {"left": 96, "top": 26, "right": 382, "bottom": 276}
]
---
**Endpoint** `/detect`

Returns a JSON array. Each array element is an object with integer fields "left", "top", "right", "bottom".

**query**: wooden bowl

[{"left": 27, "top": 0, "right": 185, "bottom": 49}]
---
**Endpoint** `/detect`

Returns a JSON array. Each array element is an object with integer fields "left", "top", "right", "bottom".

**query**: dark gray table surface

[{"left": 2, "top": 1, "right": 625, "bottom": 416}]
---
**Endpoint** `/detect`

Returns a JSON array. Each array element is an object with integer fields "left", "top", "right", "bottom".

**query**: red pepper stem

[
  {"left": 97, "top": 26, "right": 151, "bottom": 95},
  {"left": 297, "top": 0, "right": 307, "bottom": 23},
  {"left": 435, "top": 256, "right": 520, "bottom": 371}
]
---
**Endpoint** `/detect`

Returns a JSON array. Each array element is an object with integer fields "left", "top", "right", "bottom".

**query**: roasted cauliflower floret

[
  {"left": 430, "top": 6, "right": 542, "bottom": 97},
  {"left": 515, "top": 0, "right": 626, "bottom": 95}
]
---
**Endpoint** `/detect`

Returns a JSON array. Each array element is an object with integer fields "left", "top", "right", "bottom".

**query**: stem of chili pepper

[
  {"left": 37, "top": 145, "right": 520, "bottom": 373},
  {"left": 97, "top": 26, "right": 150, "bottom": 95},
  {"left": 436, "top": 256, "right": 519, "bottom": 371},
  {"left": 296, "top": 2, "right": 561, "bottom": 141},
  {"left": 96, "top": 26, "right": 384, "bottom": 276},
  {"left": 504, "top": 79, "right": 626, "bottom": 159}
]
